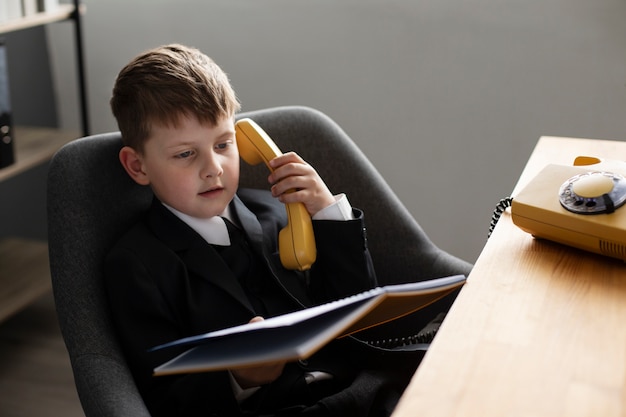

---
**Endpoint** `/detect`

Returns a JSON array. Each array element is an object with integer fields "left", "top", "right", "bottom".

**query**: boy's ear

[{"left": 119, "top": 146, "right": 150, "bottom": 186}]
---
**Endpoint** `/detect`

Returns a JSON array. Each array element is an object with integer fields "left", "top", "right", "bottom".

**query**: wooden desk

[{"left": 392, "top": 136, "right": 626, "bottom": 417}]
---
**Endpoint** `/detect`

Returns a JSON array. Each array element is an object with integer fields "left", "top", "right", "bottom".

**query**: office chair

[{"left": 47, "top": 106, "right": 472, "bottom": 417}]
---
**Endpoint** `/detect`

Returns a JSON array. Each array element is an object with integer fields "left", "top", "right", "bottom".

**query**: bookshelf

[
  {"left": 0, "top": 126, "right": 79, "bottom": 182},
  {"left": 0, "top": 1, "right": 87, "bottom": 322},
  {"left": 0, "top": 238, "right": 51, "bottom": 321},
  {"left": 0, "top": 128, "right": 79, "bottom": 323},
  {"left": 0, "top": 1, "right": 89, "bottom": 137},
  {"left": 0, "top": 4, "right": 77, "bottom": 34}
]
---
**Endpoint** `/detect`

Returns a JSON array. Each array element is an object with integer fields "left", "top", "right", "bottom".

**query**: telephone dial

[
  {"left": 510, "top": 156, "right": 626, "bottom": 261},
  {"left": 235, "top": 118, "right": 317, "bottom": 271}
]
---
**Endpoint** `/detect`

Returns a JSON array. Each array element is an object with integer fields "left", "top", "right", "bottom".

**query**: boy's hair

[{"left": 110, "top": 44, "right": 240, "bottom": 152}]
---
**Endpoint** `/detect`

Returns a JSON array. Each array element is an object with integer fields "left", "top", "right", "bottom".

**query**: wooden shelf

[
  {"left": 0, "top": 2, "right": 88, "bottom": 323},
  {"left": 0, "top": 238, "right": 51, "bottom": 323},
  {"left": 0, "top": 4, "right": 77, "bottom": 34},
  {"left": 0, "top": 126, "right": 78, "bottom": 182}
]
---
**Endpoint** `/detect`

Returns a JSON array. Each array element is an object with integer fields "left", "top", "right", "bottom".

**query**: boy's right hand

[
  {"left": 268, "top": 152, "right": 336, "bottom": 217},
  {"left": 230, "top": 316, "right": 286, "bottom": 388}
]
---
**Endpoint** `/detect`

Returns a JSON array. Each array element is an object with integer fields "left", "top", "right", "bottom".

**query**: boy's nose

[{"left": 201, "top": 153, "right": 223, "bottom": 178}]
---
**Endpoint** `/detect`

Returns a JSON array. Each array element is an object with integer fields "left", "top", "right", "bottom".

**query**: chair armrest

[{"left": 71, "top": 354, "right": 151, "bottom": 417}]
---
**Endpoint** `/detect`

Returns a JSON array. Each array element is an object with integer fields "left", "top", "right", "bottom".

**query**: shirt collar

[{"left": 162, "top": 203, "right": 235, "bottom": 246}]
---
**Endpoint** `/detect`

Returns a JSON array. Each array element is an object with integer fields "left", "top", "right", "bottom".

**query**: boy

[{"left": 105, "top": 44, "right": 418, "bottom": 417}]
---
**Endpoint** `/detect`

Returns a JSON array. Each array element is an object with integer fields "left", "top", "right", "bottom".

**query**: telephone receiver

[
  {"left": 235, "top": 118, "right": 317, "bottom": 271},
  {"left": 511, "top": 156, "right": 626, "bottom": 261}
]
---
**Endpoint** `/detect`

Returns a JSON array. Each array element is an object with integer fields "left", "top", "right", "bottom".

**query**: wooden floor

[{"left": 0, "top": 291, "right": 84, "bottom": 417}]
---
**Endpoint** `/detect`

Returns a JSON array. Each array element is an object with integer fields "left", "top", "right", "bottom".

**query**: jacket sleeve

[
  {"left": 237, "top": 188, "right": 378, "bottom": 305},
  {"left": 308, "top": 207, "right": 378, "bottom": 303}
]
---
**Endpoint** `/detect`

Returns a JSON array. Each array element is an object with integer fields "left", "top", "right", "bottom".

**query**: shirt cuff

[{"left": 312, "top": 193, "right": 354, "bottom": 221}]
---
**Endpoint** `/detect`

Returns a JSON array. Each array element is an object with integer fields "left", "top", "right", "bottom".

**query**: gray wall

[{"left": 47, "top": 0, "right": 626, "bottom": 263}]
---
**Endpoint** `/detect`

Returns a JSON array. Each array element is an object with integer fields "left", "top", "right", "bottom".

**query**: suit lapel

[
  {"left": 231, "top": 195, "right": 312, "bottom": 307},
  {"left": 146, "top": 194, "right": 313, "bottom": 316},
  {"left": 231, "top": 195, "right": 266, "bottom": 257},
  {"left": 147, "top": 199, "right": 255, "bottom": 314}
]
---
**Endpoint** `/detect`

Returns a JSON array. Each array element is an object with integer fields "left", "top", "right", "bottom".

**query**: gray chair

[{"left": 47, "top": 106, "right": 472, "bottom": 417}]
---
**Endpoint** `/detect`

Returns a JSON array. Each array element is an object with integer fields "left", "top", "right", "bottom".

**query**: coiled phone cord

[
  {"left": 488, "top": 197, "right": 514, "bottom": 238},
  {"left": 363, "top": 312, "right": 446, "bottom": 350}
]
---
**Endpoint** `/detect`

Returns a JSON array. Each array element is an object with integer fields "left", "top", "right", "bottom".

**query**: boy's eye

[
  {"left": 215, "top": 141, "right": 233, "bottom": 151},
  {"left": 176, "top": 150, "right": 194, "bottom": 159}
]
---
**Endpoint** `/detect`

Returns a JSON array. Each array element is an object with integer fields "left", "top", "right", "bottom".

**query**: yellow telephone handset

[{"left": 235, "top": 118, "right": 317, "bottom": 271}]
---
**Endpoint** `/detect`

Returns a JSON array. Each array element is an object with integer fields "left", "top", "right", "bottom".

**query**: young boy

[{"left": 105, "top": 44, "right": 418, "bottom": 417}]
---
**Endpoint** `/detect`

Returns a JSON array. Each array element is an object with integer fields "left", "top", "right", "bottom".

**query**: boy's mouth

[{"left": 199, "top": 186, "right": 224, "bottom": 197}]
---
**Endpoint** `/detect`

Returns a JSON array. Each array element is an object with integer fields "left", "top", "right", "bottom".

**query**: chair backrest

[
  {"left": 48, "top": 132, "right": 153, "bottom": 417},
  {"left": 237, "top": 107, "right": 472, "bottom": 282},
  {"left": 47, "top": 106, "right": 471, "bottom": 417}
]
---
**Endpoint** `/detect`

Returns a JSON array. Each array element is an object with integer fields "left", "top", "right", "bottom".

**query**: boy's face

[{"left": 128, "top": 114, "right": 240, "bottom": 218}]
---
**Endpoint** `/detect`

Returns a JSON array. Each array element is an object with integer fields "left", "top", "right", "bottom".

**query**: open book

[{"left": 151, "top": 274, "right": 466, "bottom": 376}]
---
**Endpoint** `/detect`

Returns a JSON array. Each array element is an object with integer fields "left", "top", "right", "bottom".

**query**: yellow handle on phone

[{"left": 235, "top": 118, "right": 317, "bottom": 271}]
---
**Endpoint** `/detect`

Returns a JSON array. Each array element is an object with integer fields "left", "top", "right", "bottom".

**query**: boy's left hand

[
  {"left": 230, "top": 316, "right": 286, "bottom": 388},
  {"left": 268, "top": 152, "right": 335, "bottom": 216}
]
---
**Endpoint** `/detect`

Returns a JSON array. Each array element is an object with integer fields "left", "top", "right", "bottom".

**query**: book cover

[
  {"left": 151, "top": 274, "right": 466, "bottom": 376},
  {"left": 22, "top": 0, "right": 39, "bottom": 16},
  {"left": 0, "top": 40, "right": 14, "bottom": 169},
  {"left": 37, "top": 0, "right": 58, "bottom": 13}
]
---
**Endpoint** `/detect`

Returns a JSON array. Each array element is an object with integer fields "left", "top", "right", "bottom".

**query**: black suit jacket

[{"left": 105, "top": 188, "right": 394, "bottom": 416}]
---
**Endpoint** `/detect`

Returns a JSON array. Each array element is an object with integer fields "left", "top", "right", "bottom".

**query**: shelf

[
  {"left": 0, "top": 2, "right": 88, "bottom": 323},
  {"left": 0, "top": 1, "right": 90, "bottom": 136},
  {"left": 0, "top": 126, "right": 79, "bottom": 183},
  {"left": 0, "top": 4, "right": 77, "bottom": 34},
  {"left": 0, "top": 238, "right": 51, "bottom": 323}
]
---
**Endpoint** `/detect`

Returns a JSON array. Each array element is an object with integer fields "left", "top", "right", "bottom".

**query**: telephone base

[{"left": 511, "top": 161, "right": 626, "bottom": 262}]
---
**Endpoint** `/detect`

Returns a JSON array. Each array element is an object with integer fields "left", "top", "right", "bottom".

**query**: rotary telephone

[
  {"left": 235, "top": 118, "right": 317, "bottom": 271},
  {"left": 510, "top": 156, "right": 626, "bottom": 261}
]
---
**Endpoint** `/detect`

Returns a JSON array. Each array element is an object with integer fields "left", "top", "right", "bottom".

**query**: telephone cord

[{"left": 488, "top": 197, "right": 514, "bottom": 238}]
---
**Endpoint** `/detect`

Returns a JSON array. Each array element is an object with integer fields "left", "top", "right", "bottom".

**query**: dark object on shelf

[
  {"left": 0, "top": 40, "right": 14, "bottom": 168},
  {"left": 0, "top": 113, "right": 14, "bottom": 168}
]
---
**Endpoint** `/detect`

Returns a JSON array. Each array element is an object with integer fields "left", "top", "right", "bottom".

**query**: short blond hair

[{"left": 110, "top": 44, "right": 240, "bottom": 152}]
